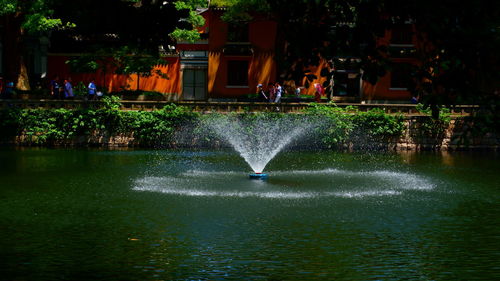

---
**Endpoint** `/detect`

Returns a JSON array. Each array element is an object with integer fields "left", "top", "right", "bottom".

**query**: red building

[
  {"left": 43, "top": 8, "right": 417, "bottom": 103},
  {"left": 161, "top": 7, "right": 278, "bottom": 101},
  {"left": 362, "top": 22, "right": 419, "bottom": 102}
]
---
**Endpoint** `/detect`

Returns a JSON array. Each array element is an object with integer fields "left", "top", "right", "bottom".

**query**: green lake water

[{"left": 0, "top": 148, "right": 499, "bottom": 280}]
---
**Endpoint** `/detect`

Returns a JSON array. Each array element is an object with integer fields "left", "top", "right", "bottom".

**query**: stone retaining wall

[
  {"left": 5, "top": 116, "right": 498, "bottom": 151},
  {"left": 384, "top": 117, "right": 498, "bottom": 151}
]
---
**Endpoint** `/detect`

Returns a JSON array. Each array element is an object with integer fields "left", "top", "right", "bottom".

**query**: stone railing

[{"left": 0, "top": 99, "right": 479, "bottom": 116}]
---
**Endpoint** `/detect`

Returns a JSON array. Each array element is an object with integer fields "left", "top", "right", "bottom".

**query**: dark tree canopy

[
  {"left": 1, "top": 0, "right": 204, "bottom": 88},
  {"left": 215, "top": 0, "right": 500, "bottom": 106},
  {"left": 2, "top": 0, "right": 498, "bottom": 108},
  {"left": 51, "top": 0, "right": 184, "bottom": 53}
]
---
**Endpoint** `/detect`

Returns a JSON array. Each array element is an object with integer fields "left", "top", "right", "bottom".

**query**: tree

[
  {"left": 212, "top": 0, "right": 367, "bottom": 85},
  {"left": 398, "top": 0, "right": 499, "bottom": 106},
  {"left": 0, "top": 0, "right": 73, "bottom": 90},
  {"left": 1, "top": 0, "right": 206, "bottom": 90},
  {"left": 170, "top": 0, "right": 208, "bottom": 42},
  {"left": 215, "top": 0, "right": 500, "bottom": 110},
  {"left": 53, "top": 0, "right": 208, "bottom": 89},
  {"left": 355, "top": 0, "right": 500, "bottom": 117}
]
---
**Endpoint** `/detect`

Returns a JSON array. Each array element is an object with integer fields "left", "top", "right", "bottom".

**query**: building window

[
  {"left": 227, "top": 23, "right": 249, "bottom": 43},
  {"left": 227, "top": 60, "right": 248, "bottom": 87},
  {"left": 390, "top": 63, "right": 413, "bottom": 90},
  {"left": 391, "top": 24, "right": 413, "bottom": 45}
]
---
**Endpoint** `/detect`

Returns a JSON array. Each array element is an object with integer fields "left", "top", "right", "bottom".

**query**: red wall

[
  {"left": 47, "top": 55, "right": 181, "bottom": 95},
  {"left": 208, "top": 10, "right": 277, "bottom": 98},
  {"left": 362, "top": 27, "right": 419, "bottom": 101}
]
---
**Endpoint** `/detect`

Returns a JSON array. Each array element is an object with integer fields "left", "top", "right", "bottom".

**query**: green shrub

[
  {"left": 415, "top": 104, "right": 451, "bottom": 138},
  {"left": 305, "top": 103, "right": 354, "bottom": 146},
  {"left": 0, "top": 102, "right": 197, "bottom": 146},
  {"left": 127, "top": 104, "right": 198, "bottom": 145},
  {"left": 304, "top": 103, "right": 405, "bottom": 147},
  {"left": 353, "top": 108, "right": 405, "bottom": 138},
  {"left": 73, "top": 81, "right": 88, "bottom": 97}
]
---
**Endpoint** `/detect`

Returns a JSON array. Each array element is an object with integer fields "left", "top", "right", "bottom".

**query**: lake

[{"left": 0, "top": 148, "right": 498, "bottom": 280}]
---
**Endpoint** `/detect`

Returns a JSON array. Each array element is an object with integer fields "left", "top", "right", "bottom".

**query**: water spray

[{"left": 204, "top": 114, "right": 315, "bottom": 179}]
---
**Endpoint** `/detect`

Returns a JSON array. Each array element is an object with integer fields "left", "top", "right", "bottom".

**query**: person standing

[
  {"left": 274, "top": 82, "right": 282, "bottom": 103},
  {"left": 267, "top": 82, "right": 276, "bottom": 103},
  {"left": 273, "top": 82, "right": 283, "bottom": 111},
  {"left": 295, "top": 86, "right": 302, "bottom": 97},
  {"left": 50, "top": 76, "right": 60, "bottom": 99},
  {"left": 326, "top": 62, "right": 335, "bottom": 101},
  {"left": 64, "top": 78, "right": 74, "bottom": 99},
  {"left": 314, "top": 82, "right": 324, "bottom": 103},
  {"left": 4, "top": 80, "right": 14, "bottom": 99},
  {"left": 59, "top": 79, "right": 65, "bottom": 98},
  {"left": 88, "top": 79, "right": 97, "bottom": 100},
  {"left": 256, "top": 84, "right": 268, "bottom": 101}
]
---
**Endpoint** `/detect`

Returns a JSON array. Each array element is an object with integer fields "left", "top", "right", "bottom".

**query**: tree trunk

[
  {"left": 16, "top": 55, "right": 30, "bottom": 90},
  {"left": 3, "top": 13, "right": 30, "bottom": 90}
]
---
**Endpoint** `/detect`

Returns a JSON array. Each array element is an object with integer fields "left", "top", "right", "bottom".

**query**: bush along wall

[
  {"left": 304, "top": 103, "right": 406, "bottom": 150},
  {"left": 0, "top": 100, "right": 497, "bottom": 150},
  {"left": 304, "top": 103, "right": 498, "bottom": 150},
  {"left": 0, "top": 97, "right": 199, "bottom": 147}
]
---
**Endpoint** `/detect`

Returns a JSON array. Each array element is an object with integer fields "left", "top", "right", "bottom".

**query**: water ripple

[
  {"left": 180, "top": 170, "right": 244, "bottom": 177},
  {"left": 179, "top": 169, "right": 435, "bottom": 191},
  {"left": 132, "top": 168, "right": 430, "bottom": 199},
  {"left": 133, "top": 182, "right": 402, "bottom": 199}
]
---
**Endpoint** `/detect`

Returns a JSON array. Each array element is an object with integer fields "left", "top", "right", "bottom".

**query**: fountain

[
  {"left": 248, "top": 172, "right": 268, "bottom": 179},
  {"left": 203, "top": 114, "right": 313, "bottom": 178}
]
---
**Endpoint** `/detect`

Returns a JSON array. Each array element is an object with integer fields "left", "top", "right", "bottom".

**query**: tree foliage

[
  {"left": 0, "top": 0, "right": 73, "bottom": 33},
  {"left": 169, "top": 0, "right": 208, "bottom": 42},
  {"left": 0, "top": 0, "right": 75, "bottom": 89},
  {"left": 216, "top": 0, "right": 500, "bottom": 107},
  {"left": 1, "top": 0, "right": 207, "bottom": 88},
  {"left": 53, "top": 0, "right": 209, "bottom": 78}
]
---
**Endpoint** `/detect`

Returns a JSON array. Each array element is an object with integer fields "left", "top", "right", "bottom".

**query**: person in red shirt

[{"left": 314, "top": 83, "right": 324, "bottom": 103}]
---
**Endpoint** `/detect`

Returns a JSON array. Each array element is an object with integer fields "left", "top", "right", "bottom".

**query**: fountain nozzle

[{"left": 249, "top": 172, "right": 268, "bottom": 180}]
